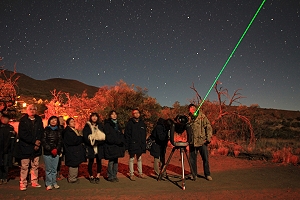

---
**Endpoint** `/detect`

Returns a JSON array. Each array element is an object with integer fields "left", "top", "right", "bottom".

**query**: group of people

[{"left": 0, "top": 103, "right": 213, "bottom": 191}]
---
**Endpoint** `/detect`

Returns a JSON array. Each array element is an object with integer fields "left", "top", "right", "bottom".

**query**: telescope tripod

[{"left": 157, "top": 145, "right": 196, "bottom": 190}]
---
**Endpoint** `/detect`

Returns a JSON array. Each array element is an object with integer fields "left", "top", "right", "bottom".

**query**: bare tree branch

[
  {"left": 228, "top": 89, "right": 246, "bottom": 106},
  {"left": 190, "top": 82, "right": 202, "bottom": 105}
]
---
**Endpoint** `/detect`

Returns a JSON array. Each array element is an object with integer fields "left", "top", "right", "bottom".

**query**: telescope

[{"left": 158, "top": 115, "right": 196, "bottom": 190}]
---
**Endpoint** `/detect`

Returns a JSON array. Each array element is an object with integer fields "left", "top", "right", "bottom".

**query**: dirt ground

[{"left": 1, "top": 146, "right": 300, "bottom": 200}]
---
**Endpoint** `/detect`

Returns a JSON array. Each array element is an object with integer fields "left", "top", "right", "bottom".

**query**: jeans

[
  {"left": 107, "top": 158, "right": 118, "bottom": 180},
  {"left": 20, "top": 156, "right": 39, "bottom": 187},
  {"left": 189, "top": 145, "right": 210, "bottom": 177},
  {"left": 129, "top": 153, "right": 142, "bottom": 175},
  {"left": 0, "top": 154, "right": 9, "bottom": 179},
  {"left": 43, "top": 155, "right": 59, "bottom": 186}
]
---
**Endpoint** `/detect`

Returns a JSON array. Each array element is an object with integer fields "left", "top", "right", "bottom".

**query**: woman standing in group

[
  {"left": 83, "top": 113, "right": 105, "bottom": 184},
  {"left": 104, "top": 110, "right": 125, "bottom": 182},
  {"left": 41, "top": 116, "right": 62, "bottom": 190},
  {"left": 63, "top": 118, "right": 86, "bottom": 183}
]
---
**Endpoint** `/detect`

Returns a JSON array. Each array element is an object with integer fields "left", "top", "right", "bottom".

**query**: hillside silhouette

[{"left": 1, "top": 70, "right": 98, "bottom": 99}]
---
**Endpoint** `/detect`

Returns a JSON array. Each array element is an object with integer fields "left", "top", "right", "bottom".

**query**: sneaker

[
  {"left": 3, "top": 179, "right": 7, "bottom": 184},
  {"left": 114, "top": 177, "right": 119, "bottom": 182},
  {"left": 129, "top": 175, "right": 136, "bottom": 181},
  {"left": 46, "top": 185, "right": 53, "bottom": 190},
  {"left": 32, "top": 183, "right": 42, "bottom": 188},
  {"left": 138, "top": 174, "right": 147, "bottom": 179},
  {"left": 53, "top": 184, "right": 60, "bottom": 189},
  {"left": 20, "top": 186, "right": 27, "bottom": 191},
  {"left": 206, "top": 176, "right": 213, "bottom": 181},
  {"left": 95, "top": 177, "right": 100, "bottom": 184}
]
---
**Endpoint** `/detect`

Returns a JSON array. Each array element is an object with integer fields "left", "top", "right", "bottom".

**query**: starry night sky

[{"left": 1, "top": 0, "right": 299, "bottom": 111}]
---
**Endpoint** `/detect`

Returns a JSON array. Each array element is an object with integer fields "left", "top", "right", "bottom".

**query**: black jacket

[
  {"left": 150, "top": 118, "right": 169, "bottom": 158},
  {"left": 18, "top": 114, "right": 44, "bottom": 159},
  {"left": 63, "top": 126, "right": 86, "bottom": 167},
  {"left": 0, "top": 123, "right": 16, "bottom": 167},
  {"left": 42, "top": 126, "right": 62, "bottom": 156},
  {"left": 103, "top": 119, "right": 125, "bottom": 160},
  {"left": 124, "top": 117, "right": 147, "bottom": 155},
  {"left": 82, "top": 122, "right": 105, "bottom": 159}
]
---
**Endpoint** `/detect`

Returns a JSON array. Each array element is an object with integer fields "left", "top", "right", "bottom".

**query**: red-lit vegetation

[
  {"left": 1, "top": 66, "right": 299, "bottom": 166},
  {"left": 45, "top": 80, "right": 161, "bottom": 131}
]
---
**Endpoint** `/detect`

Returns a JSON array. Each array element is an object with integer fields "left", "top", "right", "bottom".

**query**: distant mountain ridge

[{"left": 1, "top": 70, "right": 99, "bottom": 100}]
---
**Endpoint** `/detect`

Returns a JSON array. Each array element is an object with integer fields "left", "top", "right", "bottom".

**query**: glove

[{"left": 51, "top": 148, "right": 58, "bottom": 157}]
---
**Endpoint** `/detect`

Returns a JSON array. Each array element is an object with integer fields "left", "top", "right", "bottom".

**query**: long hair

[
  {"left": 89, "top": 112, "right": 100, "bottom": 123},
  {"left": 47, "top": 116, "right": 60, "bottom": 126}
]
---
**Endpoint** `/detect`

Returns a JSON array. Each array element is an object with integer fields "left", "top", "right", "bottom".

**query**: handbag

[
  {"left": 87, "top": 122, "right": 106, "bottom": 146},
  {"left": 146, "top": 136, "right": 155, "bottom": 151}
]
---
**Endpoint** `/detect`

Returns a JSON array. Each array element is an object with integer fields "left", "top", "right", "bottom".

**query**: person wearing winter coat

[
  {"left": 188, "top": 104, "right": 213, "bottom": 181},
  {"left": 83, "top": 113, "right": 105, "bottom": 184},
  {"left": 18, "top": 104, "right": 44, "bottom": 191},
  {"left": 41, "top": 116, "right": 62, "bottom": 190},
  {"left": 0, "top": 112, "right": 16, "bottom": 184},
  {"left": 124, "top": 109, "right": 147, "bottom": 181},
  {"left": 104, "top": 110, "right": 125, "bottom": 182},
  {"left": 63, "top": 118, "right": 86, "bottom": 183},
  {"left": 149, "top": 118, "right": 172, "bottom": 176}
]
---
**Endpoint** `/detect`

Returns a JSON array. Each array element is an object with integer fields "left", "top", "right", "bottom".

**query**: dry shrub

[
  {"left": 233, "top": 150, "right": 240, "bottom": 157},
  {"left": 209, "top": 135, "right": 219, "bottom": 149},
  {"left": 233, "top": 144, "right": 243, "bottom": 157},
  {"left": 272, "top": 147, "right": 299, "bottom": 165},
  {"left": 295, "top": 148, "right": 300, "bottom": 155},
  {"left": 290, "top": 155, "right": 299, "bottom": 165},
  {"left": 217, "top": 147, "right": 229, "bottom": 156},
  {"left": 208, "top": 135, "right": 244, "bottom": 157}
]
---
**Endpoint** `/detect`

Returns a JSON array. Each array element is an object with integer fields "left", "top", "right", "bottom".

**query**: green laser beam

[{"left": 194, "top": 0, "right": 266, "bottom": 116}]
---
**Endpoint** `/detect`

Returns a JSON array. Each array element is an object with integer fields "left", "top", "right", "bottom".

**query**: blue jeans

[
  {"left": 107, "top": 158, "right": 118, "bottom": 180},
  {"left": 43, "top": 155, "right": 59, "bottom": 186},
  {"left": 189, "top": 145, "right": 210, "bottom": 177}
]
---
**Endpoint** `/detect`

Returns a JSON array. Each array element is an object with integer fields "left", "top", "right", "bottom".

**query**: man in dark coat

[
  {"left": 149, "top": 118, "right": 171, "bottom": 176},
  {"left": 124, "top": 109, "right": 147, "bottom": 181},
  {"left": 0, "top": 112, "right": 16, "bottom": 184},
  {"left": 18, "top": 104, "right": 44, "bottom": 191}
]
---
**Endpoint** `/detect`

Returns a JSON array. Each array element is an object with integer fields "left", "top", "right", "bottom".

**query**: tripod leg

[
  {"left": 184, "top": 148, "right": 196, "bottom": 180},
  {"left": 181, "top": 148, "right": 186, "bottom": 190},
  {"left": 158, "top": 147, "right": 176, "bottom": 181}
]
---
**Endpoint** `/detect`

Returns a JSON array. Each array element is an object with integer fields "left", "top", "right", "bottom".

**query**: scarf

[
  {"left": 111, "top": 119, "right": 118, "bottom": 131},
  {"left": 48, "top": 125, "right": 58, "bottom": 130}
]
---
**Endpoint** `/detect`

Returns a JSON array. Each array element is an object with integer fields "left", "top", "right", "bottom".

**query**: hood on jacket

[{"left": 157, "top": 118, "right": 165, "bottom": 125}]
